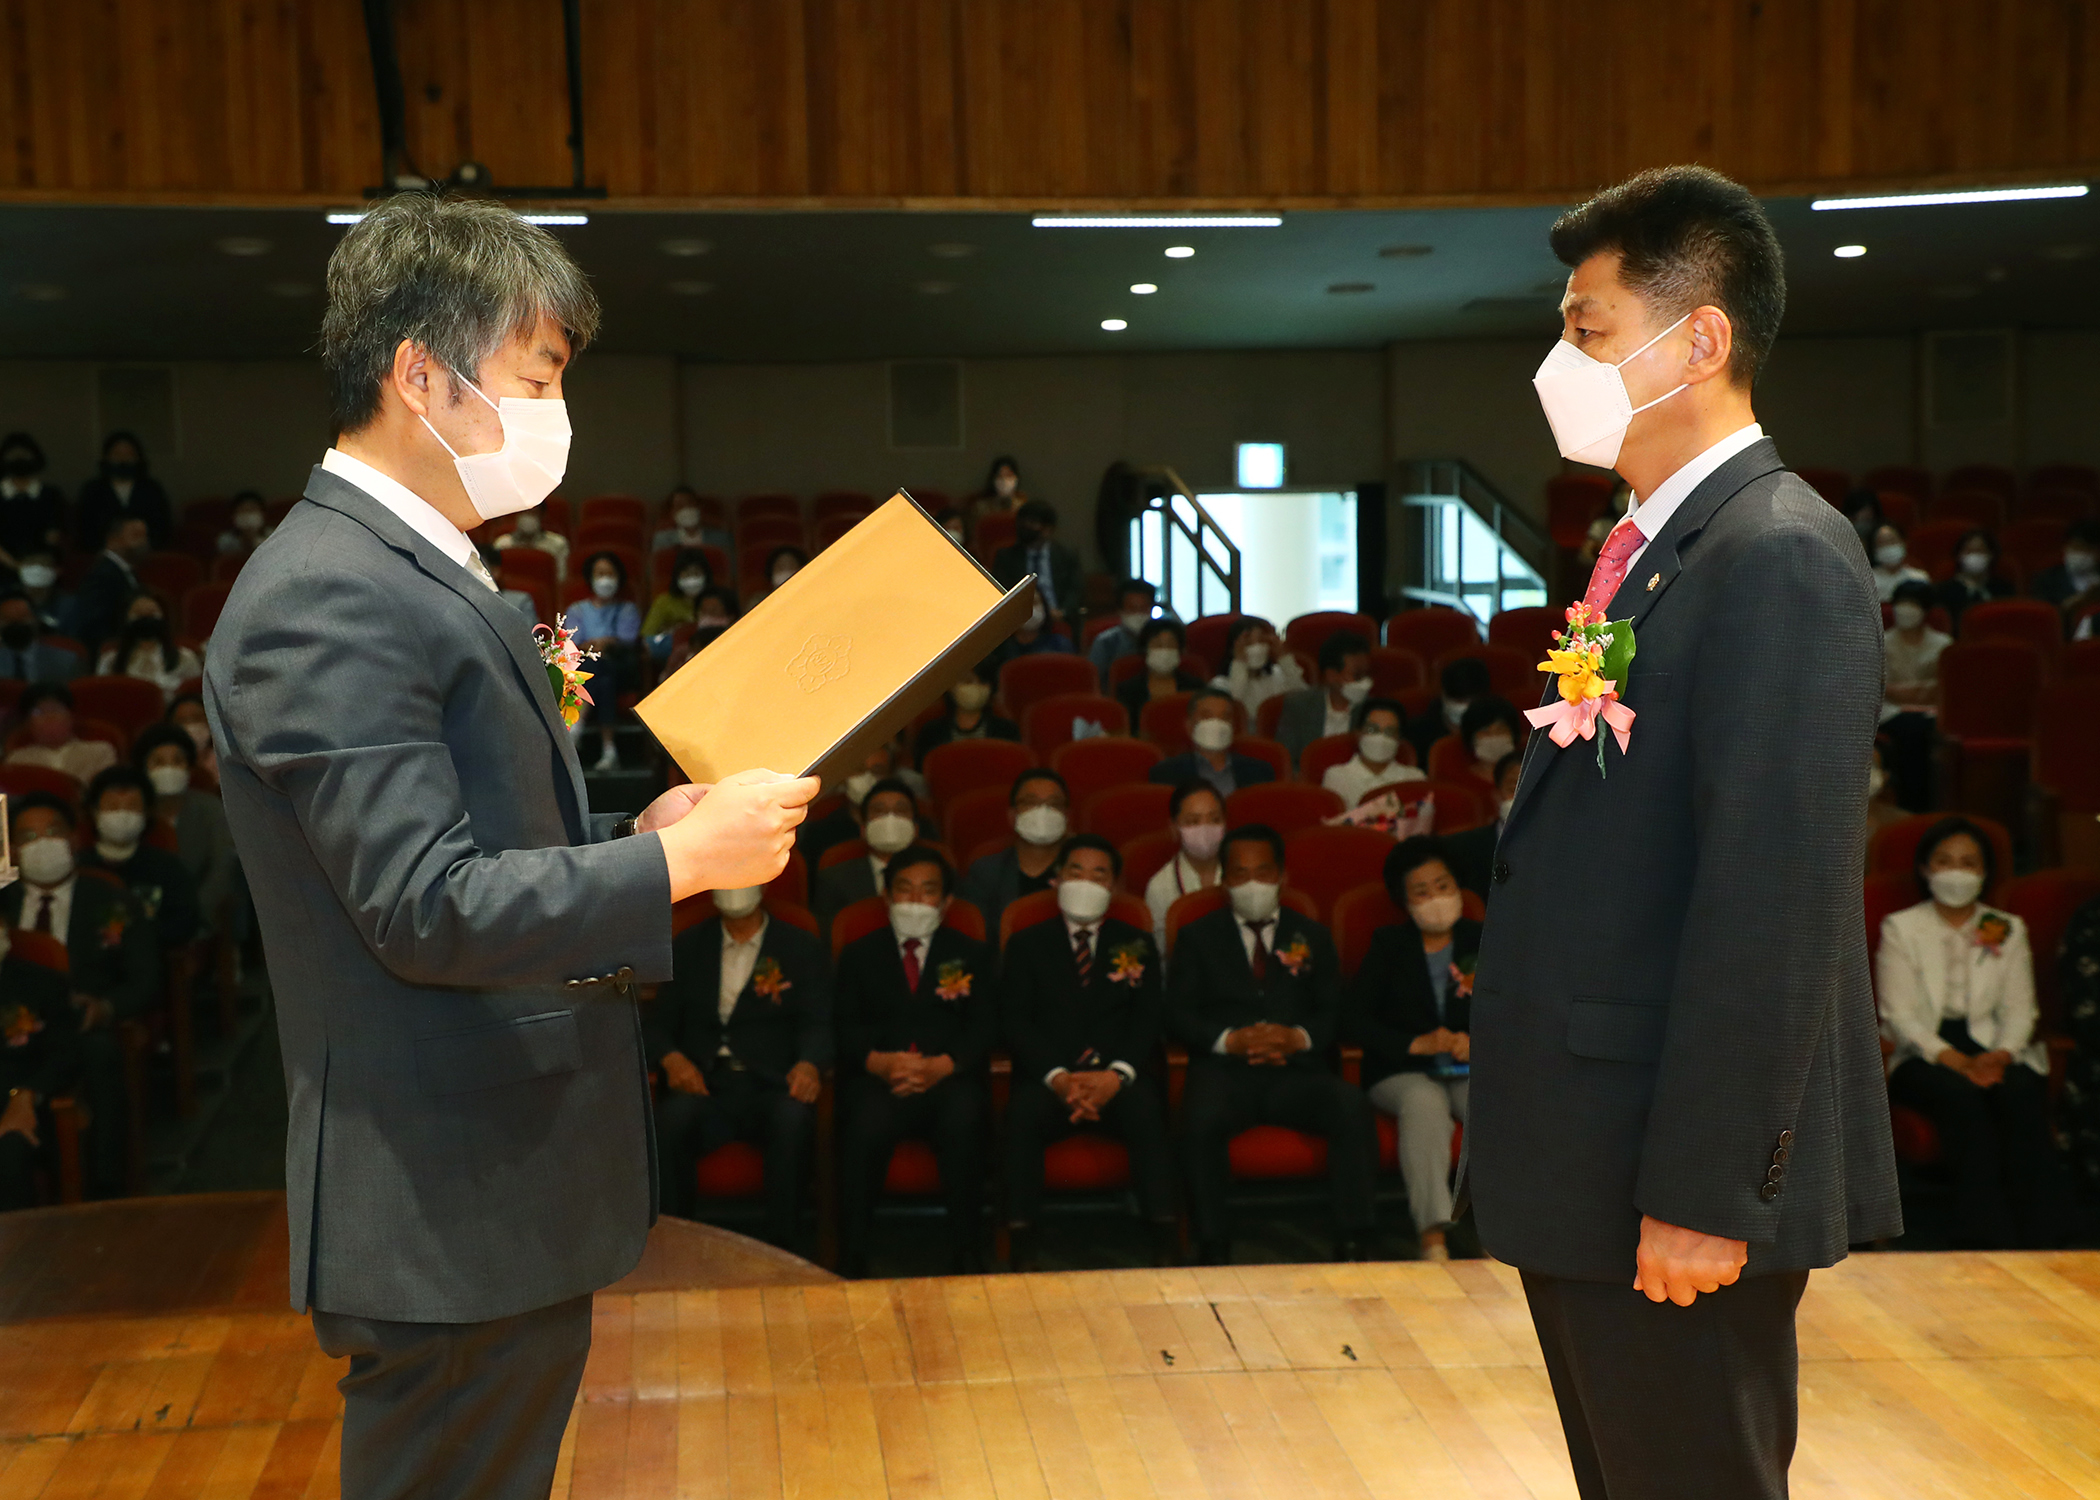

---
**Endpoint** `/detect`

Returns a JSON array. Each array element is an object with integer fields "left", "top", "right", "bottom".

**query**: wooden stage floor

[{"left": 3, "top": 1195, "right": 2099, "bottom": 1498}]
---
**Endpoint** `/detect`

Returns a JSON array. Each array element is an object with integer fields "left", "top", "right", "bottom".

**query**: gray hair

[{"left": 320, "top": 194, "right": 601, "bottom": 432}]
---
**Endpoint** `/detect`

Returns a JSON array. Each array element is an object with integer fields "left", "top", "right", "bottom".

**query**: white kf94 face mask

[
  {"left": 1532, "top": 312, "right": 1691, "bottom": 468},
  {"left": 421, "top": 375, "right": 572, "bottom": 522}
]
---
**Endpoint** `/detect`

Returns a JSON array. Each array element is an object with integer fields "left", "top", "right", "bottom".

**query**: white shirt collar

[
  {"left": 1063, "top": 914, "right": 1101, "bottom": 941},
  {"left": 721, "top": 913, "right": 768, "bottom": 950},
  {"left": 322, "top": 448, "right": 475, "bottom": 571},
  {"left": 1628, "top": 423, "right": 1765, "bottom": 546}
]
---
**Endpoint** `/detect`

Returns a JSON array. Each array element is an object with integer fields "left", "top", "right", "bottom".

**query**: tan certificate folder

[{"left": 636, "top": 492, "right": 1037, "bottom": 789}]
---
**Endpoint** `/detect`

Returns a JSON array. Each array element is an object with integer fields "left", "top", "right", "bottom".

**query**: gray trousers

[
  {"left": 1367, "top": 1071, "right": 1468, "bottom": 1232},
  {"left": 312, "top": 1293, "right": 594, "bottom": 1500}
]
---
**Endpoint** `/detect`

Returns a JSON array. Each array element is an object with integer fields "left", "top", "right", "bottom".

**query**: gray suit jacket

[
  {"left": 1468, "top": 439, "right": 1901, "bottom": 1282},
  {"left": 1274, "top": 686, "right": 1338, "bottom": 770},
  {"left": 204, "top": 467, "right": 674, "bottom": 1323}
]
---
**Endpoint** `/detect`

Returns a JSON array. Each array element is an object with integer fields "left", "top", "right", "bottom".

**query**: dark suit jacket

[
  {"left": 1115, "top": 670, "right": 1206, "bottom": 726},
  {"left": 644, "top": 916, "right": 832, "bottom": 1084},
  {"left": 0, "top": 639, "right": 82, "bottom": 684},
  {"left": 0, "top": 872, "right": 158, "bottom": 1019},
  {"left": 84, "top": 843, "right": 201, "bottom": 949},
  {"left": 834, "top": 925, "right": 996, "bottom": 1077},
  {"left": 1000, "top": 916, "right": 1162, "bottom": 1082},
  {"left": 1443, "top": 822, "right": 1502, "bottom": 899},
  {"left": 2028, "top": 563, "right": 2089, "bottom": 613},
  {"left": 958, "top": 845, "right": 1055, "bottom": 943},
  {"left": 0, "top": 949, "right": 82, "bottom": 1102},
  {"left": 75, "top": 475, "right": 173, "bottom": 552},
  {"left": 1274, "top": 686, "right": 1343, "bottom": 769},
  {"left": 1469, "top": 438, "right": 1902, "bottom": 1283},
  {"left": 992, "top": 540, "right": 1081, "bottom": 617},
  {"left": 70, "top": 554, "right": 137, "bottom": 651},
  {"left": 1147, "top": 750, "right": 1275, "bottom": 794},
  {"left": 1345, "top": 919, "right": 1482, "bottom": 1089},
  {"left": 0, "top": 485, "right": 66, "bottom": 563},
  {"left": 1167, "top": 905, "right": 1342, "bottom": 1070},
  {"left": 814, "top": 855, "right": 883, "bottom": 942}
]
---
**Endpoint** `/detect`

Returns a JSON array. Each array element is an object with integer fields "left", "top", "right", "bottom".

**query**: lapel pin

[{"left": 1645, "top": 572, "right": 1661, "bottom": 591}]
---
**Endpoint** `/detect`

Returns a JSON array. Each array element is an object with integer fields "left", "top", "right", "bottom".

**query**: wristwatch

[{"left": 611, "top": 816, "right": 639, "bottom": 839}]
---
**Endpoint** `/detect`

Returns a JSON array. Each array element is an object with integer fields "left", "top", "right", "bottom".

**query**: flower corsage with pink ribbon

[
  {"left": 1525, "top": 602, "right": 1637, "bottom": 777},
  {"left": 534, "top": 613, "right": 600, "bottom": 728}
]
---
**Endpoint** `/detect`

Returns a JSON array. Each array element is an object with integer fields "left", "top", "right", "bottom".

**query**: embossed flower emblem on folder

[{"left": 787, "top": 635, "right": 851, "bottom": 694}]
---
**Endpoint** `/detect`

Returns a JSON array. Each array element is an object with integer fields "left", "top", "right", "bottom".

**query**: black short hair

[
  {"left": 1548, "top": 165, "right": 1786, "bottom": 387},
  {"left": 1953, "top": 527, "right": 2000, "bottom": 563},
  {"left": 1009, "top": 767, "right": 1067, "bottom": 806},
  {"left": 1222, "top": 822, "right": 1285, "bottom": 870},
  {"left": 1351, "top": 696, "right": 1407, "bottom": 732},
  {"left": 1116, "top": 578, "right": 1157, "bottom": 605},
  {"left": 764, "top": 545, "right": 808, "bottom": 576},
  {"left": 695, "top": 586, "right": 739, "bottom": 619},
  {"left": 166, "top": 692, "right": 206, "bottom": 723},
  {"left": 670, "top": 547, "right": 711, "bottom": 580},
  {"left": 1168, "top": 778, "right": 1226, "bottom": 820},
  {"left": 1139, "top": 618, "right": 1186, "bottom": 651},
  {"left": 1891, "top": 578, "right": 1937, "bottom": 611},
  {"left": 1221, "top": 615, "right": 1273, "bottom": 657},
  {"left": 101, "top": 429, "right": 148, "bottom": 466},
  {"left": 1913, "top": 816, "right": 1997, "bottom": 901},
  {"left": 581, "top": 549, "right": 627, "bottom": 591},
  {"left": 133, "top": 722, "right": 199, "bottom": 770},
  {"left": 86, "top": 764, "right": 154, "bottom": 815},
  {"left": 1186, "top": 686, "right": 1237, "bottom": 720},
  {"left": 1317, "top": 630, "right": 1369, "bottom": 675},
  {"left": 2068, "top": 519, "right": 2100, "bottom": 548},
  {"left": 1383, "top": 836, "right": 1454, "bottom": 909},
  {"left": 1439, "top": 656, "right": 1492, "bottom": 700},
  {"left": 1017, "top": 499, "right": 1058, "bottom": 529},
  {"left": 882, "top": 844, "right": 953, "bottom": 897},
  {"left": 1057, "top": 832, "right": 1122, "bottom": 879},
  {"left": 1459, "top": 696, "right": 1523, "bottom": 751},
  {"left": 17, "top": 681, "right": 74, "bottom": 718},
  {"left": 861, "top": 776, "right": 918, "bottom": 815},
  {"left": 9, "top": 789, "right": 75, "bottom": 830},
  {"left": 985, "top": 454, "right": 1020, "bottom": 488},
  {"left": 0, "top": 431, "right": 45, "bottom": 467}
]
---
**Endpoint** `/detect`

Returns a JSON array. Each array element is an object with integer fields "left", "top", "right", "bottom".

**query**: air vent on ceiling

[{"left": 888, "top": 360, "right": 963, "bottom": 450}]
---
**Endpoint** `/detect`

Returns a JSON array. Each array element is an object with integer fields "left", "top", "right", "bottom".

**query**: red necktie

[
  {"left": 31, "top": 891, "right": 52, "bottom": 934},
  {"left": 1246, "top": 919, "right": 1272, "bottom": 981},
  {"left": 901, "top": 937, "right": 922, "bottom": 991},
  {"left": 1582, "top": 517, "right": 1645, "bottom": 615},
  {"left": 1073, "top": 928, "right": 1094, "bottom": 984}
]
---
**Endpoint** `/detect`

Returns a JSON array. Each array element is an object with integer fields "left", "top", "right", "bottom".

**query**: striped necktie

[{"left": 1072, "top": 927, "right": 1094, "bottom": 985}]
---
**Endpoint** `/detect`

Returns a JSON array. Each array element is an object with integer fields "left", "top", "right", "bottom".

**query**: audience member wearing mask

[
  {"left": 1275, "top": 630, "right": 1372, "bottom": 771},
  {"left": 932, "top": 507, "right": 969, "bottom": 548},
  {"left": 833, "top": 847, "right": 996, "bottom": 1276},
  {"left": 73, "top": 515, "right": 149, "bottom": 652},
  {"left": 1935, "top": 527, "right": 2014, "bottom": 630},
  {"left": 75, "top": 431, "right": 172, "bottom": 553},
  {"left": 913, "top": 663, "right": 1018, "bottom": 760},
  {"left": 1452, "top": 697, "right": 1523, "bottom": 788},
  {"left": 215, "top": 491, "right": 275, "bottom": 555},
  {"left": 2030, "top": 519, "right": 2100, "bottom": 622},
  {"left": 645, "top": 882, "right": 831, "bottom": 1252},
  {"left": 1321, "top": 697, "right": 1427, "bottom": 807},
  {"left": 1168, "top": 824, "right": 1376, "bottom": 1265},
  {"left": 95, "top": 594, "right": 201, "bottom": 702},
  {"left": 0, "top": 431, "right": 67, "bottom": 570},
  {"left": 1345, "top": 837, "right": 1482, "bottom": 1261},
  {"left": 796, "top": 739, "right": 923, "bottom": 867},
  {"left": 1868, "top": 521, "right": 1930, "bottom": 603},
  {"left": 0, "top": 792, "right": 158, "bottom": 1195},
  {"left": 1842, "top": 489, "right": 1884, "bottom": 549},
  {"left": 2058, "top": 892, "right": 2100, "bottom": 1207},
  {"left": 1880, "top": 578, "right": 1949, "bottom": 812},
  {"left": 1147, "top": 688, "right": 1274, "bottom": 799},
  {"left": 958, "top": 769, "right": 1070, "bottom": 939},
  {"left": 81, "top": 765, "right": 201, "bottom": 950},
  {"left": 1113, "top": 618, "right": 1205, "bottom": 724},
  {"left": 641, "top": 547, "right": 716, "bottom": 641},
  {"left": 5, "top": 682, "right": 117, "bottom": 783},
  {"left": 1445, "top": 752, "right": 1523, "bottom": 898},
  {"left": 0, "top": 589, "right": 82, "bottom": 683},
  {"left": 1877, "top": 818, "right": 2075, "bottom": 1248},
  {"left": 969, "top": 454, "right": 1026, "bottom": 522},
  {"left": 1143, "top": 781, "right": 1226, "bottom": 952},
  {"left": 999, "top": 835, "right": 1178, "bottom": 1271},
  {"left": 659, "top": 588, "right": 739, "bottom": 673},
  {"left": 492, "top": 503, "right": 571, "bottom": 582},
  {"left": 648, "top": 485, "right": 730, "bottom": 557},
  {"left": 813, "top": 777, "right": 928, "bottom": 938},
  {"left": 165, "top": 695, "right": 220, "bottom": 793},
  {"left": 984, "top": 595, "right": 1075, "bottom": 672},
  {"left": 13, "top": 547, "right": 69, "bottom": 634},
  {"left": 563, "top": 550, "right": 642, "bottom": 773},
  {"left": 761, "top": 546, "right": 808, "bottom": 597},
  {"left": 1087, "top": 580, "right": 1164, "bottom": 683},
  {"left": 991, "top": 501, "right": 1080, "bottom": 627},
  {"left": 0, "top": 919, "right": 83, "bottom": 1212},
  {"left": 134, "top": 724, "right": 240, "bottom": 936},
  {"left": 1210, "top": 615, "right": 1306, "bottom": 720},
  {"left": 1407, "top": 656, "right": 1491, "bottom": 766}
]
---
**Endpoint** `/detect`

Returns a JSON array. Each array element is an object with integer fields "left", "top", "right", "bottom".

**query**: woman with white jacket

[{"left": 1877, "top": 817, "right": 2072, "bottom": 1247}]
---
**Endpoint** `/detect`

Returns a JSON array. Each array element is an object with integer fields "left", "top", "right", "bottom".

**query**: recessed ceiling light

[
  {"left": 2040, "top": 242, "right": 2094, "bottom": 262},
  {"left": 216, "top": 236, "right": 272, "bottom": 257},
  {"left": 1033, "top": 215, "right": 1280, "bottom": 228},
  {"left": 927, "top": 242, "right": 977, "bottom": 259},
  {"left": 1164, "top": 246, "right": 1195, "bottom": 259},
  {"left": 660, "top": 238, "right": 712, "bottom": 257},
  {"left": 667, "top": 280, "right": 713, "bottom": 296},
  {"left": 1130, "top": 282, "right": 1158, "bottom": 295},
  {"left": 1812, "top": 184, "right": 2089, "bottom": 210},
  {"left": 15, "top": 283, "right": 64, "bottom": 303},
  {"left": 1100, "top": 318, "right": 1128, "bottom": 331},
  {"left": 1833, "top": 244, "right": 1867, "bottom": 258},
  {"left": 519, "top": 213, "right": 588, "bottom": 226},
  {"left": 1379, "top": 244, "right": 1433, "bottom": 258},
  {"left": 915, "top": 280, "right": 957, "bottom": 295},
  {"left": 1327, "top": 282, "right": 1375, "bottom": 294},
  {"left": 266, "top": 281, "right": 315, "bottom": 298}
]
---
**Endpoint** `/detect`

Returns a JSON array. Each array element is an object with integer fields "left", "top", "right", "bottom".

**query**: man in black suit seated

[
  {"left": 0, "top": 926, "right": 84, "bottom": 1211},
  {"left": 834, "top": 846, "right": 997, "bottom": 1276},
  {"left": 71, "top": 514, "right": 148, "bottom": 653},
  {"left": 645, "top": 885, "right": 832, "bottom": 1252},
  {"left": 991, "top": 500, "right": 1082, "bottom": 631},
  {"left": 1443, "top": 751, "right": 1521, "bottom": 900},
  {"left": 81, "top": 766, "right": 202, "bottom": 950},
  {"left": 999, "top": 835, "right": 1177, "bottom": 1269},
  {"left": 1167, "top": 823, "right": 1377, "bottom": 1264},
  {"left": 0, "top": 590, "right": 82, "bottom": 684},
  {"left": 957, "top": 768, "right": 1069, "bottom": 939},
  {"left": 812, "top": 776, "right": 924, "bottom": 939},
  {"left": 1148, "top": 688, "right": 1276, "bottom": 798}
]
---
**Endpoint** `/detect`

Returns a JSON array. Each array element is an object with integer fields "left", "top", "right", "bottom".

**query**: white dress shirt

[
  {"left": 1322, "top": 755, "right": 1426, "bottom": 808},
  {"left": 717, "top": 914, "right": 770, "bottom": 1050},
  {"left": 1044, "top": 915, "right": 1140, "bottom": 1087},
  {"left": 322, "top": 448, "right": 490, "bottom": 587},
  {"left": 1321, "top": 697, "right": 1355, "bottom": 738},
  {"left": 1212, "top": 910, "right": 1312, "bottom": 1054},
  {"left": 1622, "top": 423, "right": 1765, "bottom": 575},
  {"left": 19, "top": 875, "right": 75, "bottom": 941}
]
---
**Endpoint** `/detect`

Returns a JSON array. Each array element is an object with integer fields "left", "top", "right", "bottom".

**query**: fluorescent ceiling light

[
  {"left": 325, "top": 212, "right": 363, "bottom": 224},
  {"left": 1811, "top": 184, "right": 2088, "bottom": 211},
  {"left": 1100, "top": 318, "right": 1128, "bottom": 331},
  {"left": 1032, "top": 215, "right": 1281, "bottom": 228},
  {"left": 325, "top": 210, "right": 589, "bottom": 226},
  {"left": 1164, "top": 246, "right": 1195, "bottom": 259},
  {"left": 1833, "top": 244, "right": 1867, "bottom": 258}
]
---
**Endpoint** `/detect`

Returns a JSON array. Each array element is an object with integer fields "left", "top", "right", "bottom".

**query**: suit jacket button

[
  {"left": 1492, "top": 861, "right": 1512, "bottom": 886},
  {"left": 1777, "top": 1129, "right": 1795, "bottom": 1147},
  {"left": 1773, "top": 1145, "right": 1791, "bottom": 1164},
  {"left": 1759, "top": 1182, "right": 1781, "bottom": 1202}
]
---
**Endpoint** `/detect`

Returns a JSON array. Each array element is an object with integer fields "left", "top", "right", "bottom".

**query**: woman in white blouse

[
  {"left": 1877, "top": 817, "right": 2073, "bottom": 1247},
  {"left": 1210, "top": 616, "right": 1306, "bottom": 719},
  {"left": 1143, "top": 781, "right": 1225, "bottom": 953},
  {"left": 1322, "top": 697, "right": 1426, "bottom": 807}
]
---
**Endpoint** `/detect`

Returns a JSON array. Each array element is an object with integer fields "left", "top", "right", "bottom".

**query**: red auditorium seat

[
  {"left": 1234, "top": 736, "right": 1290, "bottom": 783},
  {"left": 736, "top": 493, "right": 801, "bottom": 526},
  {"left": 1864, "top": 465, "right": 1931, "bottom": 502},
  {"left": 1411, "top": 778, "right": 1495, "bottom": 833},
  {"left": 1225, "top": 783, "right": 1343, "bottom": 835},
  {"left": 580, "top": 495, "right": 648, "bottom": 533},
  {"left": 138, "top": 552, "right": 203, "bottom": 600},
  {"left": 574, "top": 521, "right": 647, "bottom": 558},
  {"left": 767, "top": 851, "right": 810, "bottom": 911},
  {"left": 1283, "top": 824, "right": 1395, "bottom": 920},
  {"left": 1946, "top": 465, "right": 2017, "bottom": 503},
  {"left": 810, "top": 514, "right": 860, "bottom": 550},
  {"left": 1936, "top": 643, "right": 2045, "bottom": 819},
  {"left": 1368, "top": 645, "right": 1428, "bottom": 699},
  {"left": 2021, "top": 488, "right": 2096, "bottom": 524},
  {"left": 1486, "top": 606, "right": 1561, "bottom": 662},
  {"left": 1119, "top": 830, "right": 1179, "bottom": 897},
  {"left": 1052, "top": 735, "right": 1162, "bottom": 811},
  {"left": 1906, "top": 519, "right": 1970, "bottom": 580},
  {"left": 2060, "top": 640, "right": 2100, "bottom": 682},
  {"left": 2002, "top": 519, "right": 2068, "bottom": 581},
  {"left": 1332, "top": 884, "right": 1403, "bottom": 978},
  {"left": 68, "top": 676, "right": 166, "bottom": 739},
  {"left": 1022, "top": 694, "right": 1127, "bottom": 759},
  {"left": 737, "top": 520, "right": 805, "bottom": 560},
  {"left": 812, "top": 491, "right": 876, "bottom": 520},
  {"left": 2028, "top": 464, "right": 2099, "bottom": 498},
  {"left": 1959, "top": 598, "right": 2062, "bottom": 661},
  {"left": 504, "top": 576, "right": 554, "bottom": 626},
  {"left": 921, "top": 739, "right": 1034, "bottom": 814},
  {"left": 2030, "top": 683, "right": 2100, "bottom": 869},
  {"left": 1184, "top": 614, "right": 1247, "bottom": 669},
  {"left": 182, "top": 583, "right": 234, "bottom": 641},
  {"left": 941, "top": 786, "right": 1015, "bottom": 865},
  {"left": 1927, "top": 490, "right": 2005, "bottom": 531},
  {"left": 1426, "top": 734, "right": 1503, "bottom": 786},
  {"left": 1084, "top": 782, "right": 1173, "bottom": 844},
  {"left": 1868, "top": 814, "right": 2015, "bottom": 900},
  {"left": 1283, "top": 611, "right": 1376, "bottom": 661},
  {"left": 1080, "top": 616, "right": 1118, "bottom": 652},
  {"left": 972, "top": 511, "right": 1017, "bottom": 559},
  {"left": 1434, "top": 643, "right": 1536, "bottom": 702},
  {"left": 2002, "top": 869, "right": 2100, "bottom": 1032},
  {"left": 1254, "top": 695, "right": 1287, "bottom": 745},
  {"left": 829, "top": 893, "right": 984, "bottom": 960},
  {"left": 208, "top": 552, "right": 248, "bottom": 585},
  {"left": 998, "top": 886, "right": 1150, "bottom": 950},
  {"left": 1794, "top": 467, "right": 1850, "bottom": 506},
  {"left": 1874, "top": 490, "right": 1919, "bottom": 531},
  {"left": 1546, "top": 474, "right": 1616, "bottom": 549},
  {"left": 998, "top": 653, "right": 1097, "bottom": 721},
  {"left": 496, "top": 545, "right": 558, "bottom": 595},
  {"left": 0, "top": 763, "right": 84, "bottom": 806},
  {"left": 1385, "top": 606, "right": 1479, "bottom": 660},
  {"left": 1298, "top": 733, "right": 1364, "bottom": 787}
]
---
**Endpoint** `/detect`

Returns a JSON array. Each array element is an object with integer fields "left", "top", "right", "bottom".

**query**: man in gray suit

[
  {"left": 205, "top": 195, "right": 817, "bottom": 1500},
  {"left": 1468, "top": 167, "right": 1900, "bottom": 1500},
  {"left": 1272, "top": 629, "right": 1371, "bottom": 771}
]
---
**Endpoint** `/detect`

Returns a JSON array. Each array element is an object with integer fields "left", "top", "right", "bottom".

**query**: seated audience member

[
  {"left": 913, "top": 662, "right": 1019, "bottom": 759},
  {"left": 970, "top": 454, "right": 1025, "bottom": 522},
  {"left": 641, "top": 546, "right": 713, "bottom": 635},
  {"left": 1114, "top": 618, "right": 1205, "bottom": 723},
  {"left": 1345, "top": 838, "right": 1480, "bottom": 1260},
  {"left": 1936, "top": 527, "right": 2014, "bottom": 630},
  {"left": 81, "top": 766, "right": 200, "bottom": 949},
  {"left": 1168, "top": 824, "right": 1377, "bottom": 1264},
  {"left": 645, "top": 885, "right": 831, "bottom": 1250},
  {"left": 814, "top": 777, "right": 925, "bottom": 937},
  {"left": 481, "top": 543, "right": 541, "bottom": 622},
  {"left": 834, "top": 847, "right": 996, "bottom": 1276},
  {"left": 1444, "top": 752, "right": 1522, "bottom": 899},
  {"left": 649, "top": 485, "right": 731, "bottom": 557},
  {"left": 797, "top": 737, "right": 925, "bottom": 868},
  {"left": 0, "top": 431, "right": 66, "bottom": 570},
  {"left": 1406, "top": 656, "right": 1491, "bottom": 766},
  {"left": 1843, "top": 488, "right": 1884, "bottom": 548},
  {"left": 134, "top": 724, "right": 239, "bottom": 935},
  {"left": 1001, "top": 835, "right": 1177, "bottom": 1268},
  {"left": 493, "top": 504, "right": 570, "bottom": 582},
  {"left": 6, "top": 682, "right": 117, "bottom": 783},
  {"left": 1210, "top": 615, "right": 1306, "bottom": 720},
  {"left": 1452, "top": 697, "right": 1522, "bottom": 788},
  {"left": 1322, "top": 697, "right": 1426, "bottom": 807},
  {"left": 215, "top": 491, "right": 274, "bottom": 555},
  {"left": 73, "top": 515, "right": 149, "bottom": 652},
  {"left": 165, "top": 695, "right": 220, "bottom": 793},
  {"left": 762, "top": 546, "right": 808, "bottom": 596},
  {"left": 1147, "top": 688, "right": 1275, "bottom": 799},
  {"left": 1144, "top": 782, "right": 1227, "bottom": 951},
  {"left": 1869, "top": 521, "right": 1930, "bottom": 603},
  {"left": 985, "top": 597, "right": 1075, "bottom": 669},
  {"left": 75, "top": 431, "right": 171, "bottom": 552},
  {"left": 1880, "top": 578, "right": 1949, "bottom": 812},
  {"left": 2030, "top": 519, "right": 2100, "bottom": 622},
  {"left": 1573, "top": 485, "right": 1632, "bottom": 568},
  {"left": 0, "top": 922, "right": 83, "bottom": 1211},
  {"left": 95, "top": 595, "right": 201, "bottom": 702},
  {"left": 564, "top": 549, "right": 642, "bottom": 772},
  {"left": 13, "top": 547, "right": 71, "bottom": 634},
  {"left": 932, "top": 507, "right": 968, "bottom": 547},
  {"left": 1, "top": 793, "right": 157, "bottom": 1195},
  {"left": 0, "top": 589, "right": 81, "bottom": 684},
  {"left": 1275, "top": 631, "right": 1371, "bottom": 770},
  {"left": 1877, "top": 817, "right": 2075, "bottom": 1248},
  {"left": 1087, "top": 579, "right": 1167, "bottom": 683},
  {"left": 959, "top": 769, "right": 1070, "bottom": 937},
  {"left": 1864, "top": 740, "right": 1906, "bottom": 863},
  {"left": 2059, "top": 893, "right": 2100, "bottom": 1205},
  {"left": 991, "top": 500, "right": 1081, "bottom": 628}
]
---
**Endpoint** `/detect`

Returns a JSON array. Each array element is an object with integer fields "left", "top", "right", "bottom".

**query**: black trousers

[
  {"left": 839, "top": 1072, "right": 987, "bottom": 1271},
  {"left": 654, "top": 1069, "right": 815, "bottom": 1251},
  {"left": 1180, "top": 1062, "right": 1377, "bottom": 1246},
  {"left": 1003, "top": 1075, "right": 1176, "bottom": 1225},
  {"left": 1880, "top": 710, "right": 1936, "bottom": 812},
  {"left": 78, "top": 1026, "right": 127, "bottom": 1195},
  {"left": 1888, "top": 1055, "right": 2072, "bottom": 1248},
  {"left": 1522, "top": 1268, "right": 1810, "bottom": 1500},
  {"left": 312, "top": 1292, "right": 593, "bottom": 1500}
]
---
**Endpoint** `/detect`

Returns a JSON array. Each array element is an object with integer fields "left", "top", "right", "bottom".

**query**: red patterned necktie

[
  {"left": 1246, "top": 919, "right": 1272, "bottom": 981},
  {"left": 1582, "top": 517, "right": 1645, "bottom": 615},
  {"left": 1073, "top": 927, "right": 1094, "bottom": 984},
  {"left": 901, "top": 938, "right": 922, "bottom": 991}
]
